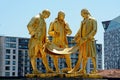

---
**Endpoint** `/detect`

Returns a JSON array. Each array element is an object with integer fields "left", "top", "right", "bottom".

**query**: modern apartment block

[
  {"left": 102, "top": 16, "right": 120, "bottom": 69},
  {"left": 0, "top": 36, "right": 19, "bottom": 76},
  {"left": 0, "top": 36, "right": 102, "bottom": 76}
]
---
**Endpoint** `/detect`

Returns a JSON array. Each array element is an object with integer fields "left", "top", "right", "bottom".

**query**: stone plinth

[{"left": 25, "top": 73, "right": 102, "bottom": 79}]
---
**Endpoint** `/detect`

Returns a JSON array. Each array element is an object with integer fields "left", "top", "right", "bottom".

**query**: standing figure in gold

[
  {"left": 27, "top": 10, "right": 53, "bottom": 74},
  {"left": 48, "top": 11, "right": 72, "bottom": 73},
  {"left": 70, "top": 9, "right": 97, "bottom": 74}
]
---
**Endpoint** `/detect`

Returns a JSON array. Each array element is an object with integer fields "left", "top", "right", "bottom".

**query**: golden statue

[
  {"left": 27, "top": 10, "right": 53, "bottom": 74},
  {"left": 48, "top": 11, "right": 72, "bottom": 73},
  {"left": 68, "top": 9, "right": 97, "bottom": 74}
]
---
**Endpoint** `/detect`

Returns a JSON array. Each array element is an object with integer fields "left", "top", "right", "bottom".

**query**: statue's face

[
  {"left": 42, "top": 12, "right": 50, "bottom": 19},
  {"left": 81, "top": 12, "right": 88, "bottom": 19},
  {"left": 58, "top": 15, "right": 64, "bottom": 20}
]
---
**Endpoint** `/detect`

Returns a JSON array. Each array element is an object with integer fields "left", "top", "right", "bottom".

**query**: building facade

[
  {"left": 102, "top": 16, "right": 120, "bottom": 69},
  {"left": 0, "top": 36, "right": 102, "bottom": 76},
  {"left": 0, "top": 36, "right": 19, "bottom": 76}
]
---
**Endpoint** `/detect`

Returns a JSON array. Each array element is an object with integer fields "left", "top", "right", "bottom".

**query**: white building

[{"left": 0, "top": 36, "right": 19, "bottom": 76}]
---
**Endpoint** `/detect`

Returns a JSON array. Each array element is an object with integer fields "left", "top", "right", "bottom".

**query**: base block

[
  {"left": 26, "top": 73, "right": 58, "bottom": 78},
  {"left": 25, "top": 73, "right": 103, "bottom": 79}
]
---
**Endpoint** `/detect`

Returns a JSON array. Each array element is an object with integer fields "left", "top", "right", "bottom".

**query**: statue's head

[
  {"left": 58, "top": 11, "right": 65, "bottom": 20},
  {"left": 81, "top": 9, "right": 91, "bottom": 18},
  {"left": 42, "top": 9, "right": 50, "bottom": 18}
]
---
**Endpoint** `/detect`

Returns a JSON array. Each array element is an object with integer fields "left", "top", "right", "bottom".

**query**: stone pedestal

[
  {"left": 26, "top": 73, "right": 58, "bottom": 78},
  {"left": 25, "top": 73, "right": 102, "bottom": 79}
]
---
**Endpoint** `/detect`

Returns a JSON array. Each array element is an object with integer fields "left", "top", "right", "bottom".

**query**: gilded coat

[
  {"left": 74, "top": 17, "right": 97, "bottom": 58},
  {"left": 27, "top": 14, "right": 46, "bottom": 58},
  {"left": 48, "top": 18, "right": 72, "bottom": 48},
  {"left": 48, "top": 18, "right": 72, "bottom": 58}
]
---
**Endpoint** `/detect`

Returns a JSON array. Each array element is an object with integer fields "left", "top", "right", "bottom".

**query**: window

[
  {"left": 90, "top": 64, "right": 94, "bottom": 68},
  {"left": 13, "top": 55, "right": 16, "bottom": 59},
  {"left": 6, "top": 49, "right": 10, "bottom": 54},
  {"left": 5, "top": 37, "right": 16, "bottom": 42},
  {"left": 25, "top": 50, "right": 28, "bottom": 54},
  {"left": 98, "top": 60, "right": 102, "bottom": 64},
  {"left": 98, "top": 65, "right": 101, "bottom": 68},
  {"left": 5, "top": 55, "right": 10, "bottom": 59},
  {"left": 18, "top": 50, "right": 22, "bottom": 54},
  {"left": 19, "top": 44, "right": 28, "bottom": 49},
  {"left": 12, "top": 72, "right": 15, "bottom": 76},
  {"left": 5, "top": 61, "right": 10, "bottom": 65},
  {"left": 13, "top": 61, "right": 16, "bottom": 65},
  {"left": 25, "top": 67, "right": 28, "bottom": 71},
  {"left": 19, "top": 38, "right": 29, "bottom": 43},
  {"left": 13, "top": 66, "right": 15, "bottom": 71},
  {"left": 5, "top": 66, "right": 10, "bottom": 70},
  {"left": 6, "top": 43, "right": 16, "bottom": 48},
  {"left": 5, "top": 72, "right": 10, "bottom": 76},
  {"left": 13, "top": 50, "right": 16, "bottom": 54}
]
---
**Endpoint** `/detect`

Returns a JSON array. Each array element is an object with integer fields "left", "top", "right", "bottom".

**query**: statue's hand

[{"left": 54, "top": 31, "right": 60, "bottom": 37}]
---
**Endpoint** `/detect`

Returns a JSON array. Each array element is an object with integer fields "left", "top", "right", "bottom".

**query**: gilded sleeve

[
  {"left": 65, "top": 23, "right": 72, "bottom": 35},
  {"left": 37, "top": 19, "right": 44, "bottom": 40},
  {"left": 27, "top": 17, "right": 37, "bottom": 36},
  {"left": 88, "top": 19, "right": 97, "bottom": 39},
  {"left": 48, "top": 22, "right": 55, "bottom": 37}
]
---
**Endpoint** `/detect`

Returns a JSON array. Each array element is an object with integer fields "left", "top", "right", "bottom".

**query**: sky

[{"left": 0, "top": 0, "right": 120, "bottom": 45}]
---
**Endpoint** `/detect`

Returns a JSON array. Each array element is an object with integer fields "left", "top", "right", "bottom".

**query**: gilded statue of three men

[{"left": 27, "top": 9, "right": 98, "bottom": 75}]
